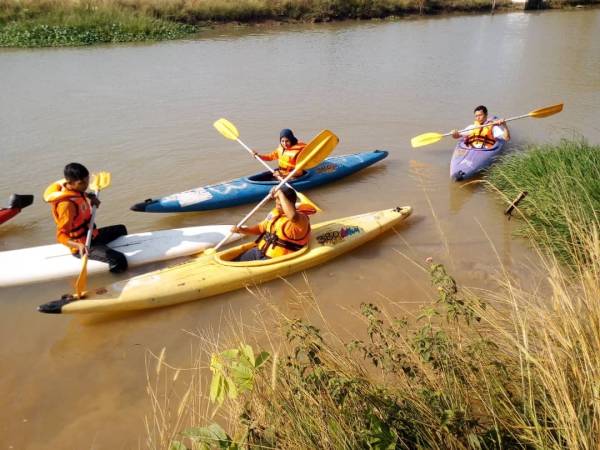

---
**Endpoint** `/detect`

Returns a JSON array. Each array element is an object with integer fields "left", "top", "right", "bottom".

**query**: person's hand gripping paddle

[
  {"left": 410, "top": 103, "right": 564, "bottom": 148},
  {"left": 74, "top": 171, "right": 111, "bottom": 298},
  {"left": 214, "top": 118, "right": 323, "bottom": 212}
]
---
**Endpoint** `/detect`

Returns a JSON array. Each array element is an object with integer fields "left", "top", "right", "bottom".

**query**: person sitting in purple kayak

[{"left": 451, "top": 105, "right": 511, "bottom": 149}]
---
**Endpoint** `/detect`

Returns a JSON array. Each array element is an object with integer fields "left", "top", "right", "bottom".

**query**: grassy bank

[
  {"left": 144, "top": 139, "right": 600, "bottom": 449},
  {"left": 486, "top": 138, "right": 600, "bottom": 268},
  {"left": 0, "top": 5, "right": 196, "bottom": 47},
  {"left": 2, "top": 0, "right": 598, "bottom": 47}
]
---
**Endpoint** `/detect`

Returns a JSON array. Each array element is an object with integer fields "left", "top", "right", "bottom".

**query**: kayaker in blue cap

[
  {"left": 253, "top": 129, "right": 307, "bottom": 179},
  {"left": 451, "top": 105, "right": 510, "bottom": 149},
  {"left": 231, "top": 185, "right": 315, "bottom": 262}
]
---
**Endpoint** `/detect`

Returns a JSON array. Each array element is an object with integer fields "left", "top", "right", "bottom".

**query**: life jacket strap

[{"left": 256, "top": 232, "right": 305, "bottom": 256}]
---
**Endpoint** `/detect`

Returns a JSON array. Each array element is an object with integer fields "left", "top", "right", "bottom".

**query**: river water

[{"left": 1, "top": 8, "right": 599, "bottom": 449}]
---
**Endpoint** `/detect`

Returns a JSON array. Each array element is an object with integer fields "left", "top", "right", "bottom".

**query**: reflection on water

[{"left": 1, "top": 8, "right": 600, "bottom": 449}]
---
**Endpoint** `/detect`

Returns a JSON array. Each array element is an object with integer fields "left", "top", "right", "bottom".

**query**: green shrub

[{"left": 486, "top": 138, "right": 600, "bottom": 267}]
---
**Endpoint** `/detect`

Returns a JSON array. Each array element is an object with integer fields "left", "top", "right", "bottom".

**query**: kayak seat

[
  {"left": 245, "top": 170, "right": 311, "bottom": 185},
  {"left": 215, "top": 242, "right": 309, "bottom": 267},
  {"left": 458, "top": 139, "right": 504, "bottom": 152}
]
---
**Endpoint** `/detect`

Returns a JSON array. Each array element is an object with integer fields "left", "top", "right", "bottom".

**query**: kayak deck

[
  {"left": 131, "top": 150, "right": 388, "bottom": 212},
  {"left": 1, "top": 225, "right": 242, "bottom": 287},
  {"left": 450, "top": 139, "right": 505, "bottom": 181}
]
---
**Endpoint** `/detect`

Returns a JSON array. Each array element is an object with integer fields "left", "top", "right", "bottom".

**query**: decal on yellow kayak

[{"left": 316, "top": 226, "right": 362, "bottom": 245}]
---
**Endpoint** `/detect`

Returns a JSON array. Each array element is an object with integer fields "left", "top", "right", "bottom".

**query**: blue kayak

[
  {"left": 449, "top": 139, "right": 506, "bottom": 181},
  {"left": 131, "top": 150, "right": 388, "bottom": 213}
]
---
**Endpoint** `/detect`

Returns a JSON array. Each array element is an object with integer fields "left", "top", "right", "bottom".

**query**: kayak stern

[{"left": 37, "top": 294, "right": 77, "bottom": 314}]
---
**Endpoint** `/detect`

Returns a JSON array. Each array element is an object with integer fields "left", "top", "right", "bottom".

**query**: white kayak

[{"left": 0, "top": 225, "right": 241, "bottom": 287}]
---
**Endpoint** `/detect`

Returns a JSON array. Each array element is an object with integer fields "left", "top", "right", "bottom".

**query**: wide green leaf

[
  {"left": 209, "top": 371, "right": 224, "bottom": 405},
  {"left": 239, "top": 343, "right": 255, "bottom": 366},
  {"left": 254, "top": 351, "right": 270, "bottom": 369}
]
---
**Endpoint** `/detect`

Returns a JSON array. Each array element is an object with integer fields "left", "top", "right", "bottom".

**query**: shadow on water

[{"left": 448, "top": 178, "right": 486, "bottom": 215}]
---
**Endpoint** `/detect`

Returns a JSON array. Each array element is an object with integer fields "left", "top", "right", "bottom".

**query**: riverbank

[
  {"left": 1, "top": 0, "right": 598, "bottom": 47},
  {"left": 486, "top": 138, "right": 600, "bottom": 268},
  {"left": 145, "top": 138, "right": 600, "bottom": 449}
]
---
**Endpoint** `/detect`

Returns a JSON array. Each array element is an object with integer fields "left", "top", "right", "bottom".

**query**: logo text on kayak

[{"left": 316, "top": 226, "right": 362, "bottom": 245}]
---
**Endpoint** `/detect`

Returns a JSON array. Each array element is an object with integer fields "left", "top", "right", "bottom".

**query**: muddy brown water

[{"left": 1, "top": 8, "right": 599, "bottom": 449}]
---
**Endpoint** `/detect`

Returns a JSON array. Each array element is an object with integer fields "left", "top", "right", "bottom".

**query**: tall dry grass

[
  {"left": 145, "top": 230, "right": 600, "bottom": 448},
  {"left": 144, "top": 140, "right": 600, "bottom": 448}
]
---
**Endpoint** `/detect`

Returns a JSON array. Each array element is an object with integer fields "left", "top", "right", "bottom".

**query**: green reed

[{"left": 486, "top": 138, "right": 600, "bottom": 268}]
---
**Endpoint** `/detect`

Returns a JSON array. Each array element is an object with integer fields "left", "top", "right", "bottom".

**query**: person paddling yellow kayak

[{"left": 231, "top": 185, "right": 315, "bottom": 261}]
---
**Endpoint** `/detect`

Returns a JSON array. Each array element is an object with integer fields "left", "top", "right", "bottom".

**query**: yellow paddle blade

[
  {"left": 529, "top": 103, "right": 563, "bottom": 118},
  {"left": 296, "top": 191, "right": 322, "bottom": 213},
  {"left": 296, "top": 130, "right": 339, "bottom": 170},
  {"left": 410, "top": 132, "right": 444, "bottom": 148},
  {"left": 213, "top": 118, "right": 240, "bottom": 141},
  {"left": 75, "top": 254, "right": 89, "bottom": 298},
  {"left": 89, "top": 171, "right": 111, "bottom": 192}
]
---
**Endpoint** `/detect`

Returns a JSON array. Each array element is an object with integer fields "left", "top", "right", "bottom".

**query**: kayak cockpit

[
  {"left": 457, "top": 138, "right": 504, "bottom": 153},
  {"left": 215, "top": 243, "right": 309, "bottom": 267},
  {"left": 245, "top": 170, "right": 311, "bottom": 185}
]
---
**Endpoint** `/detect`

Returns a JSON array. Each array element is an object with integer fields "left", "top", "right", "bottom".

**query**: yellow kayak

[{"left": 38, "top": 206, "right": 412, "bottom": 314}]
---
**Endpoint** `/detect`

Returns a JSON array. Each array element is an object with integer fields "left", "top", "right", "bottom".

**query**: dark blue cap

[{"left": 279, "top": 129, "right": 298, "bottom": 146}]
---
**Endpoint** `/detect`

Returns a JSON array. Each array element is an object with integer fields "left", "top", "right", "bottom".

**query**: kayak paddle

[
  {"left": 205, "top": 130, "right": 338, "bottom": 256},
  {"left": 214, "top": 118, "right": 323, "bottom": 212},
  {"left": 410, "top": 103, "right": 564, "bottom": 148},
  {"left": 74, "top": 171, "right": 111, "bottom": 298}
]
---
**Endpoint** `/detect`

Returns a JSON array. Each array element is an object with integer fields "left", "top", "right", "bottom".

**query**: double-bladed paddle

[
  {"left": 74, "top": 171, "right": 111, "bottom": 298},
  {"left": 205, "top": 130, "right": 338, "bottom": 256},
  {"left": 214, "top": 118, "right": 323, "bottom": 212},
  {"left": 410, "top": 103, "right": 564, "bottom": 148}
]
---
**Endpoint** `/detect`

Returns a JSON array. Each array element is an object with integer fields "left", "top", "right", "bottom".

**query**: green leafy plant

[{"left": 209, "top": 344, "right": 270, "bottom": 407}]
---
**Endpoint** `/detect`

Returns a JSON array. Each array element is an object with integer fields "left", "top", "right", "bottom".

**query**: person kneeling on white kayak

[
  {"left": 44, "top": 162, "right": 128, "bottom": 273},
  {"left": 231, "top": 186, "right": 315, "bottom": 262},
  {"left": 451, "top": 105, "right": 510, "bottom": 149}
]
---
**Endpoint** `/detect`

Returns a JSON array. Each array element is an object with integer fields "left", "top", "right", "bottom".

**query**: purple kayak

[{"left": 450, "top": 139, "right": 506, "bottom": 181}]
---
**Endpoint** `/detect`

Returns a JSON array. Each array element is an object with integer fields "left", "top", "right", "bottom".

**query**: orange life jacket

[
  {"left": 256, "top": 206, "right": 312, "bottom": 258},
  {"left": 44, "top": 179, "right": 98, "bottom": 246},
  {"left": 277, "top": 142, "right": 306, "bottom": 176},
  {"left": 464, "top": 120, "right": 496, "bottom": 149}
]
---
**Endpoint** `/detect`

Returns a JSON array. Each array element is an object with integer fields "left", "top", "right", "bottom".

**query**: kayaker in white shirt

[{"left": 451, "top": 105, "right": 510, "bottom": 149}]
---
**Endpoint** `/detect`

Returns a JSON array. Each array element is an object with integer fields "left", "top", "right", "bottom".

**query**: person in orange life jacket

[
  {"left": 231, "top": 185, "right": 314, "bottom": 262},
  {"left": 252, "top": 129, "right": 307, "bottom": 179},
  {"left": 44, "top": 162, "right": 128, "bottom": 273},
  {"left": 451, "top": 105, "right": 511, "bottom": 149}
]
